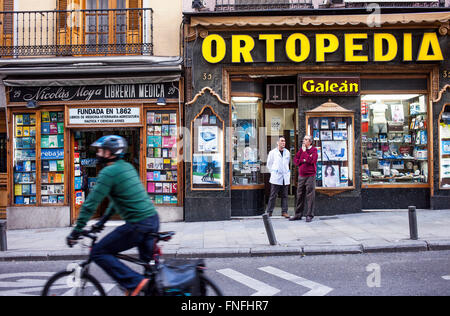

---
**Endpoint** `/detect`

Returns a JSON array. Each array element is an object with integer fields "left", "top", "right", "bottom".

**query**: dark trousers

[
  {"left": 90, "top": 214, "right": 160, "bottom": 290},
  {"left": 266, "top": 183, "right": 289, "bottom": 214},
  {"left": 295, "top": 176, "right": 316, "bottom": 218}
]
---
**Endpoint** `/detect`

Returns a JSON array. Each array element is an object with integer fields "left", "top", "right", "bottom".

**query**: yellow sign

[{"left": 202, "top": 32, "right": 444, "bottom": 64}]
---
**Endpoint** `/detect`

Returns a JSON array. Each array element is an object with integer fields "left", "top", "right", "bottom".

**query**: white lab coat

[{"left": 267, "top": 148, "right": 291, "bottom": 185}]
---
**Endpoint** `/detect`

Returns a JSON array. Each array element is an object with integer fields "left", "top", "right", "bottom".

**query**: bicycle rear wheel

[
  {"left": 41, "top": 270, "right": 106, "bottom": 296},
  {"left": 200, "top": 275, "right": 223, "bottom": 296}
]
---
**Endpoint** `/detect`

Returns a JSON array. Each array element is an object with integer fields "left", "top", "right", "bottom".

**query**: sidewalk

[{"left": 1, "top": 209, "right": 450, "bottom": 261}]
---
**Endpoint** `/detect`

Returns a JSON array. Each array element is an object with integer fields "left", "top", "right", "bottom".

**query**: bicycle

[{"left": 41, "top": 228, "right": 223, "bottom": 296}]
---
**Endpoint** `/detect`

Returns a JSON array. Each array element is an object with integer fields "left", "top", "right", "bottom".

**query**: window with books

[
  {"left": 361, "top": 94, "right": 429, "bottom": 185},
  {"left": 146, "top": 110, "right": 178, "bottom": 205},
  {"left": 13, "top": 113, "right": 37, "bottom": 205},
  {"left": 40, "top": 111, "right": 65, "bottom": 204}
]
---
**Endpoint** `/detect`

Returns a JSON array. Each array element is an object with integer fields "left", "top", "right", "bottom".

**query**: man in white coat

[{"left": 265, "top": 136, "right": 291, "bottom": 218}]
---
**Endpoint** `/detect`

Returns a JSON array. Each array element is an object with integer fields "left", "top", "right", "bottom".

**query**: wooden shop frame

[
  {"left": 306, "top": 100, "right": 356, "bottom": 196},
  {"left": 7, "top": 106, "right": 69, "bottom": 207},
  {"left": 438, "top": 103, "right": 450, "bottom": 190},
  {"left": 143, "top": 103, "right": 183, "bottom": 206}
]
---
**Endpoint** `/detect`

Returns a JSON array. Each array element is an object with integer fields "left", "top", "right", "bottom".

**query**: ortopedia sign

[
  {"left": 69, "top": 107, "right": 140, "bottom": 125},
  {"left": 202, "top": 32, "right": 444, "bottom": 64}
]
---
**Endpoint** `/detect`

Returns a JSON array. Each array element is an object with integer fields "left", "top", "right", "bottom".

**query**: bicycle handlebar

[{"left": 79, "top": 228, "right": 175, "bottom": 242}]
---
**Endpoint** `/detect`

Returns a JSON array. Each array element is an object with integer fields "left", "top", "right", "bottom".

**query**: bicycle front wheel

[
  {"left": 200, "top": 275, "right": 223, "bottom": 296},
  {"left": 41, "top": 270, "right": 106, "bottom": 296}
]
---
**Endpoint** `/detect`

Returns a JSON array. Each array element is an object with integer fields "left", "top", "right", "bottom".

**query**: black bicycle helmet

[{"left": 91, "top": 135, "right": 128, "bottom": 158}]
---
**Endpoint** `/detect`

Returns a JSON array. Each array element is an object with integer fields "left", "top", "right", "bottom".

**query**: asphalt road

[{"left": 0, "top": 251, "right": 449, "bottom": 296}]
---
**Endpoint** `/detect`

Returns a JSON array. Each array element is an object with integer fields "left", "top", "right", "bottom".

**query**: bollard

[
  {"left": 408, "top": 206, "right": 418, "bottom": 240},
  {"left": 262, "top": 214, "right": 277, "bottom": 246},
  {"left": 0, "top": 220, "right": 7, "bottom": 251}
]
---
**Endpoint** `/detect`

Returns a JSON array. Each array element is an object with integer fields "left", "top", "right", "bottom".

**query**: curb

[{"left": 1, "top": 239, "right": 450, "bottom": 262}]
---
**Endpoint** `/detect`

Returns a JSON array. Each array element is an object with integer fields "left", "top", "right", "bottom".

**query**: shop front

[
  {"left": 183, "top": 11, "right": 449, "bottom": 220},
  {"left": 5, "top": 77, "right": 184, "bottom": 229}
]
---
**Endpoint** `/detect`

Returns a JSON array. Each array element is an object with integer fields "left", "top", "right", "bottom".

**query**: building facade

[
  {"left": 0, "top": 0, "right": 184, "bottom": 228},
  {"left": 182, "top": 0, "right": 450, "bottom": 221}
]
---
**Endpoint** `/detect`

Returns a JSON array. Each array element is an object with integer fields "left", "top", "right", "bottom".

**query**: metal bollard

[
  {"left": 0, "top": 220, "right": 7, "bottom": 251},
  {"left": 262, "top": 214, "right": 277, "bottom": 246},
  {"left": 408, "top": 206, "right": 419, "bottom": 240}
]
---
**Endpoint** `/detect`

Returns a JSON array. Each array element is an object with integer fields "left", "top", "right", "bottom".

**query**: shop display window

[
  {"left": 40, "top": 111, "right": 65, "bottom": 204},
  {"left": 439, "top": 104, "right": 450, "bottom": 189},
  {"left": 13, "top": 113, "right": 37, "bottom": 205},
  {"left": 306, "top": 110, "right": 355, "bottom": 189},
  {"left": 191, "top": 106, "right": 225, "bottom": 190},
  {"left": 361, "top": 94, "right": 429, "bottom": 185},
  {"left": 146, "top": 110, "right": 178, "bottom": 204},
  {"left": 231, "top": 97, "right": 264, "bottom": 186}
]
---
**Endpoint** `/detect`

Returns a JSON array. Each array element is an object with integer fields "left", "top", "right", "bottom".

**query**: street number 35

[{"left": 443, "top": 70, "right": 450, "bottom": 78}]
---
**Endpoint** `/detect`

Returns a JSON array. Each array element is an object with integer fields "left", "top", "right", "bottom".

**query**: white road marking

[
  {"left": 258, "top": 266, "right": 333, "bottom": 296},
  {"left": 217, "top": 268, "right": 280, "bottom": 296},
  {"left": 443, "top": 275, "right": 450, "bottom": 280}
]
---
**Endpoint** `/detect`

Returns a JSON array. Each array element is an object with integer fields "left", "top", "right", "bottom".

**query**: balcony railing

[
  {"left": 0, "top": 8, "right": 153, "bottom": 58},
  {"left": 214, "top": 0, "right": 313, "bottom": 11}
]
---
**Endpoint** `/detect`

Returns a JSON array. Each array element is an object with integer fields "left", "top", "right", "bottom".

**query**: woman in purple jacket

[{"left": 290, "top": 135, "right": 318, "bottom": 222}]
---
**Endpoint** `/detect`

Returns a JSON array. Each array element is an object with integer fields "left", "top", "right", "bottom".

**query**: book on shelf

[
  {"left": 16, "top": 126, "right": 23, "bottom": 137},
  {"left": 58, "top": 196, "right": 65, "bottom": 203},
  {"left": 57, "top": 134, "right": 64, "bottom": 147},
  {"left": 42, "top": 112, "right": 50, "bottom": 123},
  {"left": 23, "top": 197, "right": 30, "bottom": 205},
  {"left": 48, "top": 195, "right": 58, "bottom": 204},
  {"left": 50, "top": 112, "right": 58, "bottom": 122},
  {"left": 23, "top": 126, "right": 30, "bottom": 137},
  {"left": 163, "top": 183, "right": 171, "bottom": 193},
  {"left": 15, "top": 196, "right": 24, "bottom": 204},
  {"left": 49, "top": 123, "right": 58, "bottom": 134},
  {"left": 74, "top": 177, "right": 82, "bottom": 190},
  {"left": 30, "top": 114, "right": 36, "bottom": 125},
  {"left": 31, "top": 184, "right": 36, "bottom": 195},
  {"left": 24, "top": 160, "right": 32, "bottom": 172},
  {"left": 30, "top": 126, "right": 36, "bottom": 137},
  {"left": 48, "top": 135, "right": 58, "bottom": 148},
  {"left": 155, "top": 195, "right": 163, "bottom": 204},
  {"left": 147, "top": 182, "right": 155, "bottom": 193},
  {"left": 55, "top": 173, "right": 63, "bottom": 183},
  {"left": 162, "top": 114, "right": 170, "bottom": 124},
  {"left": 49, "top": 160, "right": 57, "bottom": 172},
  {"left": 153, "top": 126, "right": 161, "bottom": 136},
  {"left": 57, "top": 160, "right": 64, "bottom": 171},
  {"left": 170, "top": 113, "right": 177, "bottom": 124},
  {"left": 161, "top": 125, "right": 169, "bottom": 136},
  {"left": 172, "top": 183, "right": 178, "bottom": 193},
  {"left": 57, "top": 122, "right": 64, "bottom": 134},
  {"left": 163, "top": 195, "right": 171, "bottom": 204},
  {"left": 147, "top": 112, "right": 155, "bottom": 124},
  {"left": 22, "top": 184, "right": 31, "bottom": 195},
  {"left": 153, "top": 171, "right": 161, "bottom": 181},
  {"left": 154, "top": 114, "right": 162, "bottom": 124},
  {"left": 16, "top": 115, "right": 23, "bottom": 125},
  {"left": 164, "top": 159, "right": 171, "bottom": 169},
  {"left": 155, "top": 183, "right": 163, "bottom": 193},
  {"left": 170, "top": 196, "right": 177, "bottom": 204},
  {"left": 22, "top": 114, "right": 30, "bottom": 125},
  {"left": 14, "top": 184, "right": 22, "bottom": 195},
  {"left": 57, "top": 112, "right": 64, "bottom": 122}
]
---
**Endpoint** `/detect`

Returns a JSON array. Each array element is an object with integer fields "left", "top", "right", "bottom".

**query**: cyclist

[{"left": 66, "top": 135, "right": 160, "bottom": 296}]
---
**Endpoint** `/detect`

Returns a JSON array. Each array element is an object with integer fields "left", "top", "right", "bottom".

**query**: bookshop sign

[
  {"left": 68, "top": 106, "right": 141, "bottom": 126},
  {"left": 8, "top": 82, "right": 179, "bottom": 103}
]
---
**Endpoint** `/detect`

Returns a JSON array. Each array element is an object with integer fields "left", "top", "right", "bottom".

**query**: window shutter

[
  {"left": 126, "top": 0, "right": 141, "bottom": 44},
  {"left": 2, "top": 0, "right": 14, "bottom": 47}
]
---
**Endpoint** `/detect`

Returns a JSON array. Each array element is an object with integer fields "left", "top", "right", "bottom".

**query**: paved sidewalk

[{"left": 1, "top": 209, "right": 450, "bottom": 261}]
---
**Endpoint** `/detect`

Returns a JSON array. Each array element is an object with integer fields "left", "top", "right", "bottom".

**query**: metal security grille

[{"left": 266, "top": 84, "right": 296, "bottom": 103}]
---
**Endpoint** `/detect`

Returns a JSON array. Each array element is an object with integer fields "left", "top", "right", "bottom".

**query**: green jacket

[{"left": 74, "top": 159, "right": 157, "bottom": 232}]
